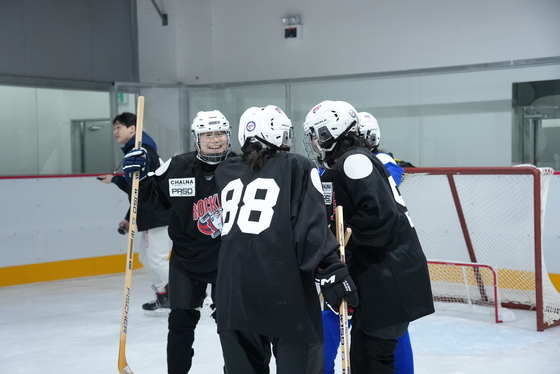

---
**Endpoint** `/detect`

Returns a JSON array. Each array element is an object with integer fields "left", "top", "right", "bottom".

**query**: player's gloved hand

[
  {"left": 123, "top": 148, "right": 149, "bottom": 185},
  {"left": 316, "top": 262, "right": 359, "bottom": 314}
]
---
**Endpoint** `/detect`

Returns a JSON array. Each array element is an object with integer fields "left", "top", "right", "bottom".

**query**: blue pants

[{"left": 322, "top": 310, "right": 414, "bottom": 374}]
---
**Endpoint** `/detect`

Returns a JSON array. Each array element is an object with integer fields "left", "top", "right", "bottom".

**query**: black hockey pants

[
  {"left": 167, "top": 263, "right": 215, "bottom": 373},
  {"left": 350, "top": 321, "right": 409, "bottom": 374},
  {"left": 219, "top": 329, "right": 324, "bottom": 374},
  {"left": 167, "top": 309, "right": 200, "bottom": 373}
]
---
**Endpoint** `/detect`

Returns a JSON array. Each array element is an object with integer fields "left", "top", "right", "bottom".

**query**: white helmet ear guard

[
  {"left": 238, "top": 105, "right": 294, "bottom": 151},
  {"left": 191, "top": 110, "right": 232, "bottom": 164},
  {"left": 357, "top": 112, "right": 380, "bottom": 148},
  {"left": 302, "top": 100, "right": 359, "bottom": 163}
]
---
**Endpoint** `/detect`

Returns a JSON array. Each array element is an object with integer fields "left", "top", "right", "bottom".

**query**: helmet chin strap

[
  {"left": 255, "top": 135, "right": 290, "bottom": 152},
  {"left": 316, "top": 120, "right": 356, "bottom": 169},
  {"left": 318, "top": 120, "right": 356, "bottom": 151}
]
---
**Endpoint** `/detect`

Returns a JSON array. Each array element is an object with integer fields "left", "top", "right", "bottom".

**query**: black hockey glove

[
  {"left": 123, "top": 148, "right": 149, "bottom": 185},
  {"left": 316, "top": 262, "right": 359, "bottom": 314}
]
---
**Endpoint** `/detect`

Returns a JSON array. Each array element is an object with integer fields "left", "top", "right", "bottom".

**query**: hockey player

[
  {"left": 122, "top": 110, "right": 232, "bottom": 373},
  {"left": 303, "top": 100, "right": 434, "bottom": 374},
  {"left": 357, "top": 111, "right": 414, "bottom": 373},
  {"left": 214, "top": 105, "right": 359, "bottom": 374},
  {"left": 319, "top": 111, "right": 416, "bottom": 374},
  {"left": 98, "top": 112, "right": 172, "bottom": 312}
]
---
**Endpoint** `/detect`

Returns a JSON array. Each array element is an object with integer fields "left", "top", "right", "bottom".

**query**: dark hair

[
  {"left": 373, "top": 146, "right": 394, "bottom": 158},
  {"left": 323, "top": 134, "right": 369, "bottom": 168},
  {"left": 364, "top": 139, "right": 378, "bottom": 152},
  {"left": 112, "top": 112, "right": 137, "bottom": 128},
  {"left": 241, "top": 139, "right": 275, "bottom": 171}
]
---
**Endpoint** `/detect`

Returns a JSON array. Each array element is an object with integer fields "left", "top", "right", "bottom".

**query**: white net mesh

[
  {"left": 400, "top": 166, "right": 560, "bottom": 329},
  {"left": 428, "top": 262, "right": 497, "bottom": 304},
  {"left": 427, "top": 261, "right": 503, "bottom": 321}
]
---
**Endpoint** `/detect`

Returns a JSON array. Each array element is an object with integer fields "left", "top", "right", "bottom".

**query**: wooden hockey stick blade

[
  {"left": 118, "top": 96, "right": 145, "bottom": 374},
  {"left": 335, "top": 206, "right": 351, "bottom": 373}
]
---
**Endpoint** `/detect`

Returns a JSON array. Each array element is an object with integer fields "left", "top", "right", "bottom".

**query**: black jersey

[
  {"left": 139, "top": 152, "right": 225, "bottom": 282},
  {"left": 214, "top": 152, "right": 340, "bottom": 342},
  {"left": 330, "top": 146, "right": 434, "bottom": 331}
]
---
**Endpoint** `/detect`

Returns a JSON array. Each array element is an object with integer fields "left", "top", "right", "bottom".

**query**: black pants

[
  {"left": 219, "top": 329, "right": 324, "bottom": 374},
  {"left": 167, "top": 263, "right": 215, "bottom": 374},
  {"left": 350, "top": 322, "right": 409, "bottom": 374}
]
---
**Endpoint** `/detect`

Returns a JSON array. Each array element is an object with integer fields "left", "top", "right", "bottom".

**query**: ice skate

[{"left": 143, "top": 284, "right": 170, "bottom": 316}]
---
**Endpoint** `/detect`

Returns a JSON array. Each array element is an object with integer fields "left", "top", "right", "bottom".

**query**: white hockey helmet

[
  {"left": 191, "top": 110, "right": 232, "bottom": 164},
  {"left": 302, "top": 100, "right": 359, "bottom": 162},
  {"left": 357, "top": 112, "right": 380, "bottom": 148},
  {"left": 238, "top": 105, "right": 294, "bottom": 151}
]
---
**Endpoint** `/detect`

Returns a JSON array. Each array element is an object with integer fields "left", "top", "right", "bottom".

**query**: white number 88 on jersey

[{"left": 221, "top": 178, "right": 280, "bottom": 235}]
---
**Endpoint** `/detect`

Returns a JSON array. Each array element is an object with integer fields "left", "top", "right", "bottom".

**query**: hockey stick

[
  {"left": 336, "top": 205, "right": 351, "bottom": 374},
  {"left": 118, "top": 96, "right": 145, "bottom": 374}
]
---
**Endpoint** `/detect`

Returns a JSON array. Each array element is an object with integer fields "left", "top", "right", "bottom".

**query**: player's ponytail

[
  {"left": 323, "top": 135, "right": 368, "bottom": 168},
  {"left": 241, "top": 138, "right": 274, "bottom": 171}
]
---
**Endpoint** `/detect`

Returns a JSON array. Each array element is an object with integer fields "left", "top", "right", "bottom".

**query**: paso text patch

[{"left": 169, "top": 178, "right": 195, "bottom": 197}]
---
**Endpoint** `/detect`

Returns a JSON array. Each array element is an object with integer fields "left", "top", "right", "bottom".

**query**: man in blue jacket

[{"left": 98, "top": 112, "right": 172, "bottom": 312}]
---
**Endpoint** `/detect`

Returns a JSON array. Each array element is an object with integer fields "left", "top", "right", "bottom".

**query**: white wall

[
  {"left": 0, "top": 176, "right": 130, "bottom": 267},
  {"left": 137, "top": 0, "right": 560, "bottom": 85},
  {"left": 137, "top": 0, "right": 180, "bottom": 84}
]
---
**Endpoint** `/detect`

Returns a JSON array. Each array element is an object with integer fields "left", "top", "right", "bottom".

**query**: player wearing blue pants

[
  {"left": 322, "top": 310, "right": 414, "bottom": 374},
  {"left": 318, "top": 110, "right": 420, "bottom": 374}
]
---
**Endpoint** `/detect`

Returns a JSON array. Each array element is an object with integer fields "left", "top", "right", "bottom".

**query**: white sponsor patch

[
  {"left": 322, "top": 182, "right": 333, "bottom": 205},
  {"left": 169, "top": 178, "right": 195, "bottom": 197}
]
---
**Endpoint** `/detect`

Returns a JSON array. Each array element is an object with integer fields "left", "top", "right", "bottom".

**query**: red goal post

[
  {"left": 399, "top": 166, "right": 560, "bottom": 331},
  {"left": 427, "top": 260, "right": 503, "bottom": 324}
]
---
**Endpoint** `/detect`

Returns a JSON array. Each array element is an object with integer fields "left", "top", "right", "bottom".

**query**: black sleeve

[
  {"left": 335, "top": 154, "right": 400, "bottom": 250},
  {"left": 113, "top": 175, "right": 131, "bottom": 194},
  {"left": 137, "top": 165, "right": 173, "bottom": 211},
  {"left": 136, "top": 145, "right": 173, "bottom": 211},
  {"left": 291, "top": 158, "right": 340, "bottom": 274},
  {"left": 144, "top": 144, "right": 163, "bottom": 173},
  {"left": 112, "top": 173, "right": 132, "bottom": 222}
]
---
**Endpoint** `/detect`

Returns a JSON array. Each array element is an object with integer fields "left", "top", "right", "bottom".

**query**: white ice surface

[{"left": 1, "top": 268, "right": 559, "bottom": 374}]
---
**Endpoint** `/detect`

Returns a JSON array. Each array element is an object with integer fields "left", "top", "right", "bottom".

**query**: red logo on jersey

[
  {"left": 193, "top": 194, "right": 223, "bottom": 238},
  {"left": 198, "top": 209, "right": 223, "bottom": 238}
]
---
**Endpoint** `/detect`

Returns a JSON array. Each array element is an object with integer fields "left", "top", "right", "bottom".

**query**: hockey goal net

[
  {"left": 427, "top": 260, "right": 504, "bottom": 324},
  {"left": 399, "top": 166, "right": 560, "bottom": 331}
]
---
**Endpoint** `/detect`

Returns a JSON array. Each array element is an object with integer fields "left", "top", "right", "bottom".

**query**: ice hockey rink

[{"left": 1, "top": 268, "right": 559, "bottom": 374}]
